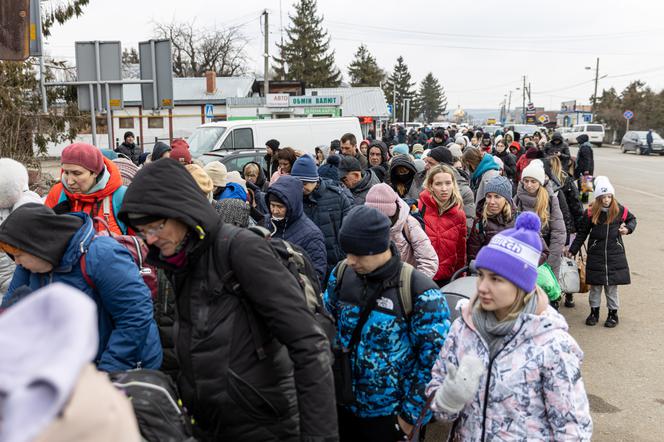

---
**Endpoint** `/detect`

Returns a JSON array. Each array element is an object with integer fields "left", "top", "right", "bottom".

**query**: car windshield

[
  {"left": 587, "top": 125, "right": 604, "bottom": 132},
  {"left": 638, "top": 132, "right": 663, "bottom": 140},
  {"left": 188, "top": 127, "right": 227, "bottom": 156}
]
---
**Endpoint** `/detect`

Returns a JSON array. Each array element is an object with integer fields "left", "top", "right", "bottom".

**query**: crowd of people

[{"left": 0, "top": 121, "right": 638, "bottom": 441}]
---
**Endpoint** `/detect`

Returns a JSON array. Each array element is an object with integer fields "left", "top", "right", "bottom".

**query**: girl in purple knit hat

[{"left": 426, "top": 212, "right": 592, "bottom": 441}]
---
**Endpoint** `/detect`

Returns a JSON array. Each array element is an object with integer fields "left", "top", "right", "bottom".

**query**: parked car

[
  {"left": 481, "top": 125, "right": 503, "bottom": 136},
  {"left": 620, "top": 131, "right": 664, "bottom": 155},
  {"left": 187, "top": 117, "right": 362, "bottom": 159},
  {"left": 569, "top": 123, "right": 605, "bottom": 146},
  {"left": 508, "top": 124, "right": 540, "bottom": 137},
  {"left": 559, "top": 127, "right": 576, "bottom": 144},
  {"left": 198, "top": 148, "right": 267, "bottom": 169}
]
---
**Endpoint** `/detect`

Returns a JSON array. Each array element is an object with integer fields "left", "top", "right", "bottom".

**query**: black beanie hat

[
  {"left": 266, "top": 139, "right": 280, "bottom": 151},
  {"left": 428, "top": 146, "right": 455, "bottom": 166},
  {"left": 338, "top": 206, "right": 391, "bottom": 256},
  {"left": 124, "top": 131, "right": 135, "bottom": 141},
  {"left": 0, "top": 203, "right": 84, "bottom": 267}
]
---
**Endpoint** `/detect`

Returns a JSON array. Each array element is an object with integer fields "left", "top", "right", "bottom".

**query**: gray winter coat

[{"left": 514, "top": 182, "right": 566, "bottom": 276}]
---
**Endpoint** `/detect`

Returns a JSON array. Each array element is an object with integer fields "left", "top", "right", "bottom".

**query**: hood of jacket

[
  {"left": 389, "top": 155, "right": 417, "bottom": 183},
  {"left": 118, "top": 159, "right": 221, "bottom": 258},
  {"left": 353, "top": 169, "right": 380, "bottom": 194},
  {"left": 243, "top": 161, "right": 267, "bottom": 189},
  {"left": 369, "top": 140, "right": 389, "bottom": 165},
  {"left": 551, "top": 132, "right": 564, "bottom": 145},
  {"left": 61, "top": 157, "right": 123, "bottom": 205},
  {"left": 219, "top": 182, "right": 248, "bottom": 202},
  {"left": 0, "top": 204, "right": 86, "bottom": 268},
  {"left": 266, "top": 175, "right": 304, "bottom": 221},
  {"left": 471, "top": 153, "right": 500, "bottom": 184}
]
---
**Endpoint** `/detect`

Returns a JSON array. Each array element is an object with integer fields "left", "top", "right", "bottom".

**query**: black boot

[
  {"left": 586, "top": 307, "right": 599, "bottom": 326},
  {"left": 564, "top": 293, "right": 575, "bottom": 308},
  {"left": 605, "top": 310, "right": 619, "bottom": 328}
]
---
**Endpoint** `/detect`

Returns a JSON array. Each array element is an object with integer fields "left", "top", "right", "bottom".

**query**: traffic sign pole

[{"left": 623, "top": 110, "right": 633, "bottom": 134}]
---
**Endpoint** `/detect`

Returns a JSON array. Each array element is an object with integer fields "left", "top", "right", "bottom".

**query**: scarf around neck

[{"left": 472, "top": 291, "right": 538, "bottom": 359}]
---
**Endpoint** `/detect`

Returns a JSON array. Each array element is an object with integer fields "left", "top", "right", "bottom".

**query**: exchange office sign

[{"left": 290, "top": 95, "right": 342, "bottom": 107}]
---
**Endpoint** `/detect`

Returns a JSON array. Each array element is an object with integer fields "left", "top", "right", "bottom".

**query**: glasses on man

[{"left": 136, "top": 219, "right": 168, "bottom": 239}]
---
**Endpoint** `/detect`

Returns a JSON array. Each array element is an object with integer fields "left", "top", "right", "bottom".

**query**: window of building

[
  {"left": 148, "top": 117, "right": 164, "bottom": 129},
  {"left": 119, "top": 117, "right": 134, "bottom": 129}
]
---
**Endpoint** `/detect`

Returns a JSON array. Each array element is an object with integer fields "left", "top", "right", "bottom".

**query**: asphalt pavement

[{"left": 427, "top": 145, "right": 664, "bottom": 441}]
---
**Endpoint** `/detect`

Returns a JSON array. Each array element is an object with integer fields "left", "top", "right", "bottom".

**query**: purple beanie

[{"left": 475, "top": 211, "right": 543, "bottom": 292}]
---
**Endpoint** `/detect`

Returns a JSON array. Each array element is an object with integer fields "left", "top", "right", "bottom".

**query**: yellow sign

[
  {"left": 109, "top": 99, "right": 121, "bottom": 108},
  {"left": 486, "top": 118, "right": 497, "bottom": 125},
  {"left": 30, "top": 24, "right": 36, "bottom": 41},
  {"left": 162, "top": 99, "right": 173, "bottom": 107}
]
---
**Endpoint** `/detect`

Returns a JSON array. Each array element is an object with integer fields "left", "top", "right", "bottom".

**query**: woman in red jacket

[
  {"left": 45, "top": 143, "right": 128, "bottom": 235},
  {"left": 419, "top": 164, "right": 467, "bottom": 286}
]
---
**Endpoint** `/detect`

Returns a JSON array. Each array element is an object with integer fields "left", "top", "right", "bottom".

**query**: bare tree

[{"left": 153, "top": 20, "right": 250, "bottom": 77}]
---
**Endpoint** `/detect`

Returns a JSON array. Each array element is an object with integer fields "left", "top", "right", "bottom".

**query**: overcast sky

[{"left": 44, "top": 0, "right": 664, "bottom": 110}]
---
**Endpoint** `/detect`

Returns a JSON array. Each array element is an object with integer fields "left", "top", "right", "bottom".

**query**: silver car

[{"left": 620, "top": 131, "right": 664, "bottom": 155}]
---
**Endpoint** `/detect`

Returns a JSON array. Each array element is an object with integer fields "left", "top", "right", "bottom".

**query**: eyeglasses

[{"left": 136, "top": 219, "right": 168, "bottom": 239}]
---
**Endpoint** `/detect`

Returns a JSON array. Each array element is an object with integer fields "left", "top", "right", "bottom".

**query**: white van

[
  {"left": 569, "top": 123, "right": 605, "bottom": 146},
  {"left": 187, "top": 117, "right": 363, "bottom": 158}
]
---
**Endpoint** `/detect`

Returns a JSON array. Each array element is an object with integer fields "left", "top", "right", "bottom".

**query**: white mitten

[{"left": 434, "top": 354, "right": 485, "bottom": 414}]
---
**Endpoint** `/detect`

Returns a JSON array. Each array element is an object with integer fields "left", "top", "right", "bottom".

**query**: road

[{"left": 427, "top": 146, "right": 664, "bottom": 441}]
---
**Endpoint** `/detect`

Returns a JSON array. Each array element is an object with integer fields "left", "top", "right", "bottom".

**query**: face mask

[{"left": 272, "top": 216, "right": 285, "bottom": 222}]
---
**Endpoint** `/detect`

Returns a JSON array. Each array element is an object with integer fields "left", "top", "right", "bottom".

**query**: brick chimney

[{"left": 205, "top": 71, "right": 217, "bottom": 94}]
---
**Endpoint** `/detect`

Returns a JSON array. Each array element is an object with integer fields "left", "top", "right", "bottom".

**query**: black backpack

[
  {"left": 110, "top": 369, "right": 197, "bottom": 442},
  {"left": 219, "top": 225, "right": 337, "bottom": 358}
]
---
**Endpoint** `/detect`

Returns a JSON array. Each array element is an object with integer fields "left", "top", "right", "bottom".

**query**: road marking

[{"left": 615, "top": 184, "right": 664, "bottom": 201}]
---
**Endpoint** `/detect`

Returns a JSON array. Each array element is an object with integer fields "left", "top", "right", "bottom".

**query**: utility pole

[
  {"left": 263, "top": 10, "right": 269, "bottom": 97},
  {"left": 507, "top": 90, "right": 512, "bottom": 119},
  {"left": 522, "top": 75, "right": 526, "bottom": 124},
  {"left": 592, "top": 57, "right": 600, "bottom": 116}
]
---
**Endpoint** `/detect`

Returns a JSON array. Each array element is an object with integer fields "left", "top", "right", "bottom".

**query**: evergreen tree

[
  {"left": 382, "top": 56, "right": 416, "bottom": 122},
  {"left": 416, "top": 72, "right": 448, "bottom": 123},
  {"left": 347, "top": 44, "right": 386, "bottom": 87},
  {"left": 272, "top": 0, "right": 341, "bottom": 87}
]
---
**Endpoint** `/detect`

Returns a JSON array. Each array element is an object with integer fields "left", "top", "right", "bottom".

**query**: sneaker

[
  {"left": 564, "top": 293, "right": 575, "bottom": 308},
  {"left": 586, "top": 307, "right": 599, "bottom": 326},
  {"left": 604, "top": 310, "right": 619, "bottom": 328}
]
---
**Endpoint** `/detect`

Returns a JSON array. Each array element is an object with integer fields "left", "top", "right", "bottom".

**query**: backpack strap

[
  {"left": 79, "top": 247, "right": 97, "bottom": 291},
  {"left": 334, "top": 259, "right": 348, "bottom": 292},
  {"left": 621, "top": 206, "right": 628, "bottom": 223},
  {"left": 111, "top": 186, "right": 128, "bottom": 234},
  {"left": 398, "top": 262, "right": 414, "bottom": 318}
]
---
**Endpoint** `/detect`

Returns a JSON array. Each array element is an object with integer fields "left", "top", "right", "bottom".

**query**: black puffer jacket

[
  {"left": 569, "top": 205, "right": 637, "bottom": 286},
  {"left": 118, "top": 159, "right": 337, "bottom": 442},
  {"left": 115, "top": 142, "right": 141, "bottom": 165},
  {"left": 543, "top": 133, "right": 571, "bottom": 171},
  {"left": 575, "top": 140, "right": 595, "bottom": 178},
  {"left": 494, "top": 149, "right": 517, "bottom": 184}
]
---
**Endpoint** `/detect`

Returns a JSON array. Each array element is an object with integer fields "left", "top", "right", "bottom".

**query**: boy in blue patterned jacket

[{"left": 324, "top": 205, "right": 451, "bottom": 441}]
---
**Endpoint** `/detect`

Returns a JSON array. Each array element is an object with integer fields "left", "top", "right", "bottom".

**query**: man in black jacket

[
  {"left": 543, "top": 132, "right": 572, "bottom": 171},
  {"left": 115, "top": 131, "right": 141, "bottom": 165},
  {"left": 118, "top": 159, "right": 338, "bottom": 442}
]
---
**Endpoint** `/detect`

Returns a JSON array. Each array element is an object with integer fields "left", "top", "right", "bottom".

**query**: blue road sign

[
  {"left": 387, "top": 104, "right": 393, "bottom": 115},
  {"left": 623, "top": 110, "right": 634, "bottom": 120},
  {"left": 205, "top": 103, "right": 214, "bottom": 119}
]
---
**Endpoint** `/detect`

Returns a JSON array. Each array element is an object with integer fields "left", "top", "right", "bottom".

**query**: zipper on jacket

[
  {"left": 605, "top": 223, "right": 610, "bottom": 286},
  {"left": 480, "top": 321, "right": 526, "bottom": 441}
]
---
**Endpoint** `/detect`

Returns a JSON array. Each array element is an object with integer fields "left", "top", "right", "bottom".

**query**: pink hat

[
  {"left": 365, "top": 183, "right": 399, "bottom": 217},
  {"left": 61, "top": 143, "right": 104, "bottom": 174}
]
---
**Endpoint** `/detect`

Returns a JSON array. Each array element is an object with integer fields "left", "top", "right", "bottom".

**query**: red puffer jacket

[{"left": 419, "top": 189, "right": 467, "bottom": 282}]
